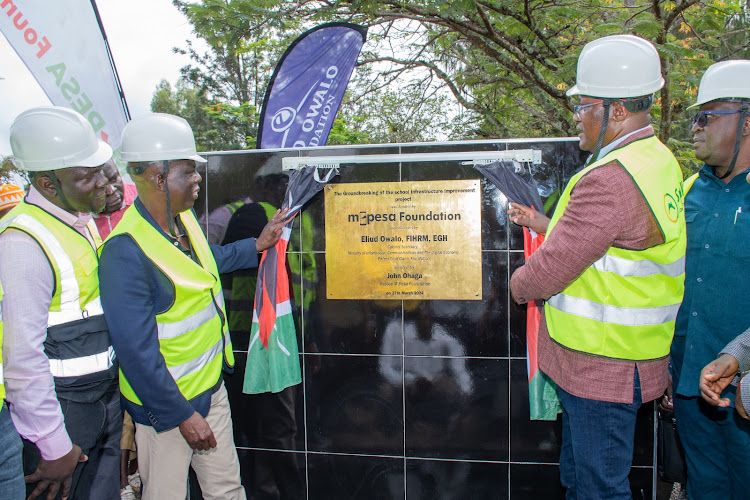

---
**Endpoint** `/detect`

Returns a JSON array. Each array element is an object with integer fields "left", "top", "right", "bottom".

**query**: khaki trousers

[{"left": 135, "top": 383, "right": 246, "bottom": 500}]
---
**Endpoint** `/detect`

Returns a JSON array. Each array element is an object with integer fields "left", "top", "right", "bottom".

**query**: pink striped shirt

[{"left": 0, "top": 187, "right": 98, "bottom": 459}]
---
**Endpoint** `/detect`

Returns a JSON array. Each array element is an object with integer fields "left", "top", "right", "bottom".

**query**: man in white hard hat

[
  {"left": 0, "top": 106, "right": 121, "bottom": 499},
  {"left": 97, "top": 113, "right": 292, "bottom": 500},
  {"left": 669, "top": 60, "right": 750, "bottom": 500},
  {"left": 508, "top": 35, "right": 686, "bottom": 498}
]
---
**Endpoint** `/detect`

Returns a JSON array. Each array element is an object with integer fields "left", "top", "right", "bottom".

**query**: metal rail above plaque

[{"left": 325, "top": 180, "right": 482, "bottom": 300}]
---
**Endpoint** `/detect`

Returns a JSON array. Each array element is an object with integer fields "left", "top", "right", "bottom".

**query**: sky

[{"left": 0, "top": 0, "right": 207, "bottom": 156}]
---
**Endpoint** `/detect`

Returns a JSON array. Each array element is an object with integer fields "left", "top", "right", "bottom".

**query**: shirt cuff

[
  {"left": 742, "top": 375, "right": 750, "bottom": 413},
  {"left": 35, "top": 424, "right": 73, "bottom": 461},
  {"left": 721, "top": 340, "right": 750, "bottom": 373}
]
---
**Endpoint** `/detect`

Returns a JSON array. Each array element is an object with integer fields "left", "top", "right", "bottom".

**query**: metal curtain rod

[{"left": 281, "top": 149, "right": 542, "bottom": 170}]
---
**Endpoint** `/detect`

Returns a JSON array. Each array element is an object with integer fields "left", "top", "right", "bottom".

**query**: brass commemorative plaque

[{"left": 325, "top": 180, "right": 482, "bottom": 300}]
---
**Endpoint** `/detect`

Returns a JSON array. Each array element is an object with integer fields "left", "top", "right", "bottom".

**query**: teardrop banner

[{"left": 257, "top": 22, "right": 367, "bottom": 149}]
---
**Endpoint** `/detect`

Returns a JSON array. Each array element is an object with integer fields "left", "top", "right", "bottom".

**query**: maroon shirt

[{"left": 511, "top": 127, "right": 670, "bottom": 404}]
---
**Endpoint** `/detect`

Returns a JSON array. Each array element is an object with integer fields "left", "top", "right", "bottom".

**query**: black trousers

[{"left": 23, "top": 387, "right": 122, "bottom": 500}]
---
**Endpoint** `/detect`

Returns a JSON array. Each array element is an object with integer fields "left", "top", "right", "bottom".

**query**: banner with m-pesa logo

[{"left": 0, "top": 0, "right": 128, "bottom": 152}]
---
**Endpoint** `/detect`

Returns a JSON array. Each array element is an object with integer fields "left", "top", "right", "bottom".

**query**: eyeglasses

[
  {"left": 691, "top": 109, "right": 743, "bottom": 128},
  {"left": 573, "top": 100, "right": 603, "bottom": 117}
]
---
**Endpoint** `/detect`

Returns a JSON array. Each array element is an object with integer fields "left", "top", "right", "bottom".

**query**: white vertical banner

[{"left": 0, "top": 0, "right": 128, "bottom": 152}]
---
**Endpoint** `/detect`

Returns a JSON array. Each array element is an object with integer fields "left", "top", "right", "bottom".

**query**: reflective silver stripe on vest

[
  {"left": 0, "top": 363, "right": 4, "bottom": 385},
  {"left": 157, "top": 300, "right": 217, "bottom": 340},
  {"left": 547, "top": 294, "right": 681, "bottom": 326},
  {"left": 48, "top": 300, "right": 105, "bottom": 327},
  {"left": 591, "top": 254, "right": 685, "bottom": 278},
  {"left": 215, "top": 290, "right": 225, "bottom": 310},
  {"left": 1, "top": 214, "right": 83, "bottom": 322},
  {"left": 48, "top": 349, "right": 114, "bottom": 377},
  {"left": 157, "top": 292, "right": 225, "bottom": 340},
  {"left": 167, "top": 337, "right": 223, "bottom": 381}
]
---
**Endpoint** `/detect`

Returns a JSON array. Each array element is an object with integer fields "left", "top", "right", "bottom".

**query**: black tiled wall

[{"left": 198, "top": 140, "right": 658, "bottom": 499}]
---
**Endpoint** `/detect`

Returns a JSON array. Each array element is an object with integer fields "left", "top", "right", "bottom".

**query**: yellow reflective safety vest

[
  {"left": 0, "top": 201, "right": 116, "bottom": 402},
  {"left": 226, "top": 199, "right": 245, "bottom": 215},
  {"left": 0, "top": 280, "right": 5, "bottom": 406},
  {"left": 544, "top": 136, "right": 687, "bottom": 361},
  {"left": 104, "top": 208, "right": 234, "bottom": 405}
]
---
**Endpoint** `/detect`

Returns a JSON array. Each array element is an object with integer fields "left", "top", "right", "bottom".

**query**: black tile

[
  {"left": 401, "top": 252, "right": 509, "bottom": 358},
  {"left": 307, "top": 453, "right": 404, "bottom": 500},
  {"left": 509, "top": 463, "right": 654, "bottom": 500},
  {"left": 405, "top": 358, "right": 509, "bottom": 461},
  {"left": 633, "top": 403, "right": 656, "bottom": 467},
  {"left": 225, "top": 352, "right": 306, "bottom": 450},
  {"left": 510, "top": 463, "right": 564, "bottom": 500},
  {"left": 203, "top": 151, "right": 293, "bottom": 212},
  {"left": 508, "top": 252, "right": 528, "bottom": 358},
  {"left": 629, "top": 466, "right": 655, "bottom": 500},
  {"left": 236, "top": 447, "right": 306, "bottom": 500},
  {"left": 305, "top": 354, "right": 404, "bottom": 455},
  {"left": 309, "top": 253, "right": 404, "bottom": 355},
  {"left": 509, "top": 359, "right": 562, "bottom": 463},
  {"left": 406, "top": 459, "right": 508, "bottom": 500}
]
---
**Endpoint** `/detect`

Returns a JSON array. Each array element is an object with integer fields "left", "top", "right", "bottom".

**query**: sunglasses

[
  {"left": 573, "top": 100, "right": 604, "bottom": 117},
  {"left": 691, "top": 109, "right": 743, "bottom": 128}
]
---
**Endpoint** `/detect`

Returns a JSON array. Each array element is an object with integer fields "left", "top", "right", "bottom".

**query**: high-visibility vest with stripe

[
  {"left": 544, "top": 136, "right": 687, "bottom": 361},
  {"left": 0, "top": 280, "right": 5, "bottom": 406},
  {"left": 104, "top": 207, "right": 234, "bottom": 405},
  {"left": 226, "top": 200, "right": 245, "bottom": 215},
  {"left": 0, "top": 201, "right": 116, "bottom": 402}
]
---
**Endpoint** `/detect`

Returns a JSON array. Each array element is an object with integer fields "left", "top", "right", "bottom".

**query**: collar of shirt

[
  {"left": 589, "top": 125, "right": 654, "bottom": 163},
  {"left": 26, "top": 186, "right": 94, "bottom": 240},
  {"left": 699, "top": 163, "right": 750, "bottom": 185},
  {"left": 133, "top": 198, "right": 198, "bottom": 259}
]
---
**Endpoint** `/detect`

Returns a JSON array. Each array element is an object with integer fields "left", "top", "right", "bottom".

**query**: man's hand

[
  {"left": 507, "top": 202, "right": 550, "bottom": 235},
  {"left": 255, "top": 208, "right": 296, "bottom": 252},
  {"left": 178, "top": 412, "right": 217, "bottom": 451},
  {"left": 659, "top": 374, "right": 674, "bottom": 412},
  {"left": 25, "top": 444, "right": 87, "bottom": 500},
  {"left": 737, "top": 381, "right": 749, "bottom": 420},
  {"left": 699, "top": 354, "right": 739, "bottom": 407}
]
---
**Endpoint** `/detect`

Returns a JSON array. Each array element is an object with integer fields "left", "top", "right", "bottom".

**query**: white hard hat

[
  {"left": 10, "top": 106, "right": 113, "bottom": 172},
  {"left": 567, "top": 34, "right": 664, "bottom": 99},
  {"left": 120, "top": 113, "right": 206, "bottom": 163},
  {"left": 687, "top": 60, "right": 750, "bottom": 110}
]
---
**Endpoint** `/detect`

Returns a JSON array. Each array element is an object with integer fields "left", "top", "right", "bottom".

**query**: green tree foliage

[
  {"left": 151, "top": 78, "right": 254, "bottom": 150},
  {"left": 174, "top": 0, "right": 750, "bottom": 174},
  {"left": 0, "top": 156, "right": 29, "bottom": 187},
  {"left": 173, "top": 0, "right": 460, "bottom": 147},
  {"left": 166, "top": 0, "right": 301, "bottom": 150}
]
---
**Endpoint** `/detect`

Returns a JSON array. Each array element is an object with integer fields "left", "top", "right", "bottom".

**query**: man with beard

[
  {"left": 98, "top": 113, "right": 292, "bottom": 499},
  {"left": 0, "top": 106, "right": 120, "bottom": 499},
  {"left": 93, "top": 159, "right": 138, "bottom": 239}
]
